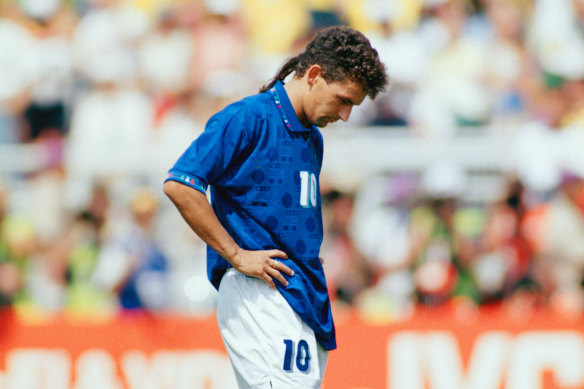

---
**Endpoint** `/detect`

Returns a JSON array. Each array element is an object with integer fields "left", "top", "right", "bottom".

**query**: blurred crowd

[{"left": 1, "top": 0, "right": 584, "bottom": 322}]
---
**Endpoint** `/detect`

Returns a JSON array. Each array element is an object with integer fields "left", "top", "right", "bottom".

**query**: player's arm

[{"left": 163, "top": 180, "right": 294, "bottom": 288}]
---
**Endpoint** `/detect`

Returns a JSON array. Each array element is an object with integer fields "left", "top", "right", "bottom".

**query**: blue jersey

[{"left": 165, "top": 81, "right": 336, "bottom": 350}]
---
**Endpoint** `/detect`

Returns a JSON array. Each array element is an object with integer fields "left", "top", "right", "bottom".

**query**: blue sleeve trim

[{"left": 164, "top": 170, "right": 208, "bottom": 194}]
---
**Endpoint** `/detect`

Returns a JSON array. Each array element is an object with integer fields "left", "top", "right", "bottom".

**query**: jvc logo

[{"left": 388, "top": 331, "right": 584, "bottom": 389}]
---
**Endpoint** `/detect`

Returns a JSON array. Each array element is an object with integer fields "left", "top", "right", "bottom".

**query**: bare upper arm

[{"left": 163, "top": 180, "right": 206, "bottom": 203}]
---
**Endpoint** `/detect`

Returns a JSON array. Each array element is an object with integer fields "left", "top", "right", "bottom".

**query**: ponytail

[{"left": 259, "top": 56, "right": 300, "bottom": 93}]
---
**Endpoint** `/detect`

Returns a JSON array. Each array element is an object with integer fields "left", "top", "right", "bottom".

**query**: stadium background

[{"left": 1, "top": 0, "right": 584, "bottom": 387}]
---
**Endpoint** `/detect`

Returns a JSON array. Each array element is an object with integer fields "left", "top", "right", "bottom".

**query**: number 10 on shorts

[
  {"left": 283, "top": 339, "right": 311, "bottom": 372},
  {"left": 299, "top": 171, "right": 317, "bottom": 208}
]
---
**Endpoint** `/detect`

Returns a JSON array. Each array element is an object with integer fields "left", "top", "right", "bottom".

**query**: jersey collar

[{"left": 269, "top": 80, "right": 316, "bottom": 133}]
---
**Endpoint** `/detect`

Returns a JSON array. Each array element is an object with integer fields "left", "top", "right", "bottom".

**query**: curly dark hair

[{"left": 260, "top": 26, "right": 389, "bottom": 99}]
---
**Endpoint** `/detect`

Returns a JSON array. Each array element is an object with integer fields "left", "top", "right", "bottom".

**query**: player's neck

[{"left": 283, "top": 78, "right": 311, "bottom": 129}]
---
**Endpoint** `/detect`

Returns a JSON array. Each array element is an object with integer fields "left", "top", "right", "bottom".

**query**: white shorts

[{"left": 217, "top": 268, "right": 328, "bottom": 389}]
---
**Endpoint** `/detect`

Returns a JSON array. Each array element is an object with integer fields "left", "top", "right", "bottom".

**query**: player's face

[{"left": 305, "top": 76, "right": 367, "bottom": 128}]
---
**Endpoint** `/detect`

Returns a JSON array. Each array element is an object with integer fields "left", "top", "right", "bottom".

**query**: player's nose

[{"left": 338, "top": 105, "right": 352, "bottom": 122}]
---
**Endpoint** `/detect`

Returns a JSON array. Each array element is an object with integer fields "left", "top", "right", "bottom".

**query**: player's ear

[{"left": 306, "top": 65, "right": 323, "bottom": 87}]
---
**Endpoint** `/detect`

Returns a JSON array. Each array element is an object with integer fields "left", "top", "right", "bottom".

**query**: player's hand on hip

[{"left": 232, "top": 248, "right": 294, "bottom": 289}]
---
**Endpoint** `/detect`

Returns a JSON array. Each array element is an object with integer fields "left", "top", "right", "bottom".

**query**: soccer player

[{"left": 163, "top": 25, "right": 388, "bottom": 388}]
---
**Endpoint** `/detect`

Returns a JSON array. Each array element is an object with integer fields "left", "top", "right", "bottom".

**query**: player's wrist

[{"left": 227, "top": 246, "right": 244, "bottom": 267}]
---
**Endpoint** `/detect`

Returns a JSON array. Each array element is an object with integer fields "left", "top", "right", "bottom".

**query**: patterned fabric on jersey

[{"left": 165, "top": 81, "right": 336, "bottom": 350}]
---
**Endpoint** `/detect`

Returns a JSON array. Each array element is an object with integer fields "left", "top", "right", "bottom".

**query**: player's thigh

[{"left": 217, "top": 269, "right": 327, "bottom": 389}]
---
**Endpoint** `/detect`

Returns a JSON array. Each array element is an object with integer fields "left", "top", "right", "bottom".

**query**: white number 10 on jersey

[{"left": 299, "top": 171, "right": 317, "bottom": 208}]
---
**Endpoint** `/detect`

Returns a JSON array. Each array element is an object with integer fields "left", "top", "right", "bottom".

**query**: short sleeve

[{"left": 165, "top": 106, "right": 251, "bottom": 194}]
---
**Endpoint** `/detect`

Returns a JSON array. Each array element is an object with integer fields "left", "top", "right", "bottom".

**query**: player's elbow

[{"left": 163, "top": 180, "right": 183, "bottom": 203}]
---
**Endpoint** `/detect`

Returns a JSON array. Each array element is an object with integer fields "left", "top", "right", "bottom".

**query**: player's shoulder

[
  {"left": 205, "top": 91, "right": 272, "bottom": 140},
  {"left": 218, "top": 91, "right": 272, "bottom": 122}
]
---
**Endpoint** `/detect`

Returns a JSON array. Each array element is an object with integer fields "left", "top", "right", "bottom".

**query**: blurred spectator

[
  {"left": 72, "top": 0, "right": 151, "bottom": 86},
  {"left": 64, "top": 73, "right": 153, "bottom": 210},
  {"left": 351, "top": 173, "right": 418, "bottom": 281},
  {"left": 146, "top": 91, "right": 204, "bottom": 185},
  {"left": 409, "top": 162, "right": 480, "bottom": 305},
  {"left": 321, "top": 190, "right": 373, "bottom": 305},
  {"left": 361, "top": 1, "right": 428, "bottom": 127},
  {"left": 527, "top": 0, "right": 584, "bottom": 82},
  {"left": 481, "top": 0, "right": 537, "bottom": 126},
  {"left": 0, "top": 184, "right": 25, "bottom": 307},
  {"left": 189, "top": 5, "right": 249, "bottom": 97},
  {"left": 63, "top": 182, "right": 113, "bottom": 314},
  {"left": 363, "top": 20, "right": 423, "bottom": 126},
  {"left": 19, "top": 0, "right": 76, "bottom": 159},
  {"left": 0, "top": 7, "right": 36, "bottom": 144},
  {"left": 559, "top": 79, "right": 584, "bottom": 129},
  {"left": 535, "top": 170, "right": 584, "bottom": 314},
  {"left": 409, "top": 0, "right": 490, "bottom": 136},
  {"left": 240, "top": 0, "right": 309, "bottom": 56},
  {"left": 360, "top": 0, "right": 423, "bottom": 32},
  {"left": 24, "top": 219, "right": 73, "bottom": 312},
  {"left": 514, "top": 121, "right": 564, "bottom": 193},
  {"left": 349, "top": 173, "right": 418, "bottom": 322},
  {"left": 92, "top": 187, "right": 170, "bottom": 311},
  {"left": 137, "top": 8, "right": 194, "bottom": 96},
  {"left": 0, "top": 182, "right": 41, "bottom": 310},
  {"left": 472, "top": 176, "right": 535, "bottom": 304},
  {"left": 529, "top": 84, "right": 570, "bottom": 130},
  {"left": 79, "top": 182, "right": 111, "bottom": 245}
]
